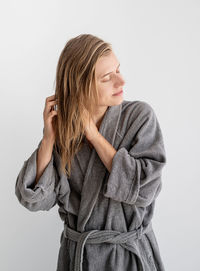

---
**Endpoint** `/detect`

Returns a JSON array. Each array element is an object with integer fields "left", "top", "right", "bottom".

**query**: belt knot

[{"left": 63, "top": 222, "right": 152, "bottom": 271}]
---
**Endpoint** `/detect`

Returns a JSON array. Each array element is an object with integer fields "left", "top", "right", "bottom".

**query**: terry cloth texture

[{"left": 15, "top": 100, "right": 167, "bottom": 271}]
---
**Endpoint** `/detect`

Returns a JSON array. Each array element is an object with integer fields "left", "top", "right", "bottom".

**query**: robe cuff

[
  {"left": 103, "top": 147, "right": 138, "bottom": 204},
  {"left": 17, "top": 147, "right": 55, "bottom": 203}
]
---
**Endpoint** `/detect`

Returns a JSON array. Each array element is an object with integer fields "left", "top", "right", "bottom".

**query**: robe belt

[{"left": 63, "top": 222, "right": 153, "bottom": 271}]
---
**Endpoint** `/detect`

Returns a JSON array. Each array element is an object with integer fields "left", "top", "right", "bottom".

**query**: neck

[{"left": 93, "top": 105, "right": 108, "bottom": 129}]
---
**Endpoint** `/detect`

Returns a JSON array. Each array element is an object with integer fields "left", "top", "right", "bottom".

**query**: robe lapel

[{"left": 77, "top": 102, "right": 122, "bottom": 232}]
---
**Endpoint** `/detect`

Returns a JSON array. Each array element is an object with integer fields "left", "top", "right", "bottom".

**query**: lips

[{"left": 113, "top": 89, "right": 123, "bottom": 95}]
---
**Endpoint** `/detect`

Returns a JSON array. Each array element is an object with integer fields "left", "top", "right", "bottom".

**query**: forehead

[{"left": 95, "top": 51, "right": 119, "bottom": 78}]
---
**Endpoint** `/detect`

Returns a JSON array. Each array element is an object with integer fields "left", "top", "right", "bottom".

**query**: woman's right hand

[{"left": 42, "top": 94, "right": 58, "bottom": 143}]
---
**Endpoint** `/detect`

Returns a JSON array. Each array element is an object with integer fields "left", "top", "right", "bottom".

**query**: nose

[{"left": 114, "top": 73, "right": 126, "bottom": 88}]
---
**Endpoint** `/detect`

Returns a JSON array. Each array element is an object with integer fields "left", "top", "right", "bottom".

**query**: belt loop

[
  {"left": 136, "top": 225, "right": 143, "bottom": 240},
  {"left": 63, "top": 222, "right": 68, "bottom": 239}
]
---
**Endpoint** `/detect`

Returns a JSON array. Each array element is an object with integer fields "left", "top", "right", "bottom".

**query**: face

[{"left": 95, "top": 50, "right": 126, "bottom": 107}]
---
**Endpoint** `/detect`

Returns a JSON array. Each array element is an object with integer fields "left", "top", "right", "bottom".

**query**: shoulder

[
  {"left": 121, "top": 99, "right": 156, "bottom": 122},
  {"left": 116, "top": 100, "right": 156, "bottom": 138}
]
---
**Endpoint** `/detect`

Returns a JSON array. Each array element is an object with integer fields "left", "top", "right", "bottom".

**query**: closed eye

[
  {"left": 102, "top": 69, "right": 120, "bottom": 82},
  {"left": 102, "top": 77, "right": 111, "bottom": 82}
]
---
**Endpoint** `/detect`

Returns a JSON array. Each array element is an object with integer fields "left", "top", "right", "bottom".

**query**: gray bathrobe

[{"left": 15, "top": 99, "right": 167, "bottom": 271}]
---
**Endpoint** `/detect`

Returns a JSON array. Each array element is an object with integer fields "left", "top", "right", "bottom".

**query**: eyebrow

[{"left": 99, "top": 63, "right": 120, "bottom": 79}]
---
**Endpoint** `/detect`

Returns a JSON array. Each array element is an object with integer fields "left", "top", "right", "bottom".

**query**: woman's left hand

[{"left": 82, "top": 107, "right": 99, "bottom": 142}]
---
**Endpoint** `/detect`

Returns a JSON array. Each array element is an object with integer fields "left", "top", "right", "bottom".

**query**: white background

[{"left": 1, "top": 0, "right": 200, "bottom": 270}]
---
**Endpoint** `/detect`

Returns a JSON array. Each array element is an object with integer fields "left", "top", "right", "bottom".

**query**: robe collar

[{"left": 76, "top": 101, "right": 122, "bottom": 232}]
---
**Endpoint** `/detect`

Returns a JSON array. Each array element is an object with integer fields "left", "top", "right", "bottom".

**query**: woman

[{"left": 15, "top": 34, "right": 167, "bottom": 271}]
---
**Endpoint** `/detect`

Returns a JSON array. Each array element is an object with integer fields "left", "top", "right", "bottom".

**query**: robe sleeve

[
  {"left": 103, "top": 102, "right": 167, "bottom": 207},
  {"left": 15, "top": 139, "right": 69, "bottom": 212}
]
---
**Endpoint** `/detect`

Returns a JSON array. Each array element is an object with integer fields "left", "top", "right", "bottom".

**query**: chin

[{"left": 112, "top": 96, "right": 124, "bottom": 105}]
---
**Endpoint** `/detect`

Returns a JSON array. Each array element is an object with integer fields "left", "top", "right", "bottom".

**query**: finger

[
  {"left": 48, "top": 94, "right": 56, "bottom": 98},
  {"left": 44, "top": 110, "right": 57, "bottom": 122},
  {"left": 44, "top": 100, "right": 57, "bottom": 114},
  {"left": 50, "top": 110, "right": 58, "bottom": 116},
  {"left": 49, "top": 111, "right": 57, "bottom": 118},
  {"left": 45, "top": 94, "right": 57, "bottom": 103},
  {"left": 48, "top": 100, "right": 57, "bottom": 107}
]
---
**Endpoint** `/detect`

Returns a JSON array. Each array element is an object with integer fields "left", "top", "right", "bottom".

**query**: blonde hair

[{"left": 53, "top": 34, "right": 112, "bottom": 177}]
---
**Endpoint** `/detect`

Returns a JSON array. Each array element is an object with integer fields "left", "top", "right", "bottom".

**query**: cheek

[
  {"left": 98, "top": 86, "right": 106, "bottom": 98},
  {"left": 97, "top": 82, "right": 114, "bottom": 100},
  {"left": 101, "top": 84, "right": 113, "bottom": 94},
  {"left": 101, "top": 89, "right": 113, "bottom": 100}
]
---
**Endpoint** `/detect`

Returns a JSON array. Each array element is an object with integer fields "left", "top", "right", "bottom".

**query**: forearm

[
  {"left": 35, "top": 137, "right": 54, "bottom": 185},
  {"left": 89, "top": 132, "right": 116, "bottom": 173}
]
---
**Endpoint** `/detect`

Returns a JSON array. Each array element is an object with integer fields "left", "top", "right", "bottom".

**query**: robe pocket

[{"left": 140, "top": 233, "right": 158, "bottom": 270}]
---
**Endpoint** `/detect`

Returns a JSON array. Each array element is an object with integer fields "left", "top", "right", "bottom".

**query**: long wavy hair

[{"left": 52, "top": 34, "right": 112, "bottom": 178}]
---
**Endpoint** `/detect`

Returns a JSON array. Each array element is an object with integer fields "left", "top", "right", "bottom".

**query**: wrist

[
  {"left": 88, "top": 130, "right": 101, "bottom": 144},
  {"left": 41, "top": 136, "right": 55, "bottom": 149}
]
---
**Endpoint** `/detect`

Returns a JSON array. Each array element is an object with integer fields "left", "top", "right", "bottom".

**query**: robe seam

[
  {"left": 125, "top": 159, "right": 138, "bottom": 204},
  {"left": 116, "top": 130, "right": 123, "bottom": 138}
]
